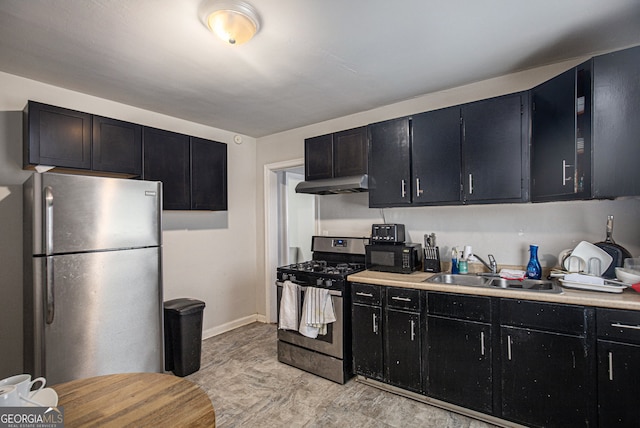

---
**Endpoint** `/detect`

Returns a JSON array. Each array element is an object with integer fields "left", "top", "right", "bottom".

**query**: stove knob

[
  {"left": 282, "top": 273, "right": 288, "bottom": 281},
  {"left": 316, "top": 278, "right": 323, "bottom": 287},
  {"left": 325, "top": 279, "right": 333, "bottom": 288}
]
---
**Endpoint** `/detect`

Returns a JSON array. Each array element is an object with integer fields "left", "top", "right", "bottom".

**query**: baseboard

[{"left": 201, "top": 314, "right": 268, "bottom": 340}]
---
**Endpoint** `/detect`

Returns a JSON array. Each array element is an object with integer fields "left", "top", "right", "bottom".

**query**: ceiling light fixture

[{"left": 200, "top": 0, "right": 260, "bottom": 45}]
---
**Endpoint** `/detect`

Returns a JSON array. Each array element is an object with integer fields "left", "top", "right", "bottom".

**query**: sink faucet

[{"left": 472, "top": 254, "right": 498, "bottom": 274}]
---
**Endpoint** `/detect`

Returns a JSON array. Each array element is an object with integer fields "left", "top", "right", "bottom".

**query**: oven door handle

[{"left": 276, "top": 281, "right": 342, "bottom": 297}]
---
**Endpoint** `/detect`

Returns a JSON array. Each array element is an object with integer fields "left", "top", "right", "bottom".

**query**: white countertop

[{"left": 348, "top": 270, "right": 640, "bottom": 311}]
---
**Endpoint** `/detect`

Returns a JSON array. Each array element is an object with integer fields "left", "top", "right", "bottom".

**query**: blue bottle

[
  {"left": 451, "top": 248, "right": 459, "bottom": 274},
  {"left": 526, "top": 244, "right": 542, "bottom": 280}
]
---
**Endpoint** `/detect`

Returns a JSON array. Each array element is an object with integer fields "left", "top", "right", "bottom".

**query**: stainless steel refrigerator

[{"left": 23, "top": 172, "right": 164, "bottom": 385}]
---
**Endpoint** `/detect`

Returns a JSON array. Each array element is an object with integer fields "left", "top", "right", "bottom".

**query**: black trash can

[{"left": 164, "top": 298, "right": 206, "bottom": 377}]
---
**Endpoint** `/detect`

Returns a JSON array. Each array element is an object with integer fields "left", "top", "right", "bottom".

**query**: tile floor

[{"left": 187, "top": 322, "right": 496, "bottom": 428}]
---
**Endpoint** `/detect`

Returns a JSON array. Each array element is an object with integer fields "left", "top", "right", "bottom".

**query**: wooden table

[{"left": 53, "top": 373, "right": 216, "bottom": 427}]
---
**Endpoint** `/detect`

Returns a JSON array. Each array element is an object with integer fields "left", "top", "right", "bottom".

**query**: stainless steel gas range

[{"left": 276, "top": 236, "right": 368, "bottom": 384}]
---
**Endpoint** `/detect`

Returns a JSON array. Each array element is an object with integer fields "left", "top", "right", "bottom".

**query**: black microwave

[{"left": 365, "top": 243, "right": 423, "bottom": 274}]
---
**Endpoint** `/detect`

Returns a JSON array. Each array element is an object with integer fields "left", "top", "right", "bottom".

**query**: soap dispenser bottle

[{"left": 526, "top": 244, "right": 542, "bottom": 280}]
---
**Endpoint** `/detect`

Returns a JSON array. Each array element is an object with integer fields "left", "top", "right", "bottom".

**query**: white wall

[
  {"left": 317, "top": 193, "right": 640, "bottom": 269},
  {"left": 255, "top": 55, "right": 640, "bottom": 316},
  {"left": 0, "top": 72, "right": 258, "bottom": 378}
]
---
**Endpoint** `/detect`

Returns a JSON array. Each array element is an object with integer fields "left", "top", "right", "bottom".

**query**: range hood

[{"left": 295, "top": 174, "right": 369, "bottom": 195}]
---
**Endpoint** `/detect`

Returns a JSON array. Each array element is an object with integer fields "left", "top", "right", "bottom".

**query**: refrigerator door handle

[
  {"left": 45, "top": 257, "right": 55, "bottom": 324},
  {"left": 44, "top": 186, "right": 54, "bottom": 256}
]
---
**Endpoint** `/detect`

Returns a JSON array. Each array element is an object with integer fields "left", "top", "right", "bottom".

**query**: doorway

[{"left": 264, "top": 160, "right": 316, "bottom": 323}]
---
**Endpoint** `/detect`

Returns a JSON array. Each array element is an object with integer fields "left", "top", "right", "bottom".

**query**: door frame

[{"left": 263, "top": 158, "right": 311, "bottom": 323}]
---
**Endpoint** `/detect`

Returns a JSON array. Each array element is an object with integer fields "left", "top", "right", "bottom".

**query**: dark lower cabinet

[
  {"left": 384, "top": 286, "right": 424, "bottom": 394},
  {"left": 351, "top": 283, "right": 424, "bottom": 391},
  {"left": 352, "top": 283, "right": 384, "bottom": 381},
  {"left": 427, "top": 316, "right": 492, "bottom": 413},
  {"left": 352, "top": 302, "right": 383, "bottom": 380},
  {"left": 352, "top": 286, "right": 640, "bottom": 428},
  {"left": 385, "top": 309, "right": 421, "bottom": 392},
  {"left": 499, "top": 299, "right": 595, "bottom": 428},
  {"left": 597, "top": 340, "right": 640, "bottom": 427},
  {"left": 596, "top": 307, "right": 640, "bottom": 427},
  {"left": 501, "top": 327, "right": 592, "bottom": 427},
  {"left": 426, "top": 292, "right": 492, "bottom": 413}
]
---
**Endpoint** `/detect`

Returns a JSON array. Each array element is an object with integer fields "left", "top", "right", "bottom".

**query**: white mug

[
  {"left": 0, "top": 385, "right": 20, "bottom": 407},
  {"left": 0, "top": 374, "right": 46, "bottom": 399}
]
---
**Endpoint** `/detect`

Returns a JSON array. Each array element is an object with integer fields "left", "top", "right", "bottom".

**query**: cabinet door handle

[
  {"left": 391, "top": 296, "right": 411, "bottom": 302},
  {"left": 480, "top": 331, "right": 485, "bottom": 356},
  {"left": 401, "top": 179, "right": 407, "bottom": 198},
  {"left": 611, "top": 322, "right": 640, "bottom": 331},
  {"left": 468, "top": 173, "right": 474, "bottom": 195},
  {"left": 562, "top": 159, "right": 573, "bottom": 186},
  {"left": 410, "top": 320, "right": 415, "bottom": 341},
  {"left": 507, "top": 335, "right": 512, "bottom": 361},
  {"left": 372, "top": 313, "right": 378, "bottom": 334},
  {"left": 356, "top": 292, "right": 373, "bottom": 298},
  {"left": 608, "top": 351, "right": 614, "bottom": 381},
  {"left": 416, "top": 178, "right": 423, "bottom": 197}
]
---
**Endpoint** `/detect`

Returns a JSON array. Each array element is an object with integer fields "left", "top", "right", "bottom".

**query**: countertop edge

[{"left": 348, "top": 270, "right": 640, "bottom": 311}]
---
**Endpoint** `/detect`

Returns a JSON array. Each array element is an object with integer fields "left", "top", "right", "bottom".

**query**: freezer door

[
  {"left": 38, "top": 247, "right": 163, "bottom": 385},
  {"left": 29, "top": 173, "right": 161, "bottom": 255}
]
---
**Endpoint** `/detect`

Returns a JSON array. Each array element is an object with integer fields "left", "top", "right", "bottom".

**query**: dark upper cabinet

[
  {"left": 143, "top": 127, "right": 191, "bottom": 210},
  {"left": 592, "top": 45, "right": 640, "bottom": 198},
  {"left": 426, "top": 292, "right": 493, "bottom": 414},
  {"left": 304, "top": 134, "right": 333, "bottom": 180},
  {"left": 596, "top": 308, "right": 640, "bottom": 427},
  {"left": 368, "top": 117, "right": 411, "bottom": 207},
  {"left": 92, "top": 115, "right": 142, "bottom": 176},
  {"left": 334, "top": 127, "right": 368, "bottom": 177},
  {"left": 369, "top": 92, "right": 528, "bottom": 208},
  {"left": 499, "top": 299, "right": 595, "bottom": 428},
  {"left": 411, "top": 106, "right": 462, "bottom": 205},
  {"left": 462, "top": 92, "right": 529, "bottom": 203},
  {"left": 191, "top": 137, "right": 227, "bottom": 211},
  {"left": 304, "top": 126, "right": 367, "bottom": 181},
  {"left": 143, "top": 130, "right": 227, "bottom": 211},
  {"left": 24, "top": 101, "right": 143, "bottom": 176},
  {"left": 24, "top": 101, "right": 92, "bottom": 170},
  {"left": 531, "top": 62, "right": 591, "bottom": 201}
]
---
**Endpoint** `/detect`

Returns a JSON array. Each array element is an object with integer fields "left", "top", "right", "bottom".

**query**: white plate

[
  {"left": 564, "top": 241, "right": 613, "bottom": 276},
  {"left": 559, "top": 279, "right": 626, "bottom": 293},
  {"left": 23, "top": 388, "right": 58, "bottom": 407}
]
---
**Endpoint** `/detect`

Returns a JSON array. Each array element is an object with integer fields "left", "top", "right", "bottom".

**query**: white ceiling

[{"left": 1, "top": 1, "right": 640, "bottom": 138}]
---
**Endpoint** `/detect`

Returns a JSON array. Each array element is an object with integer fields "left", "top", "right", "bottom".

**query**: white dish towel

[
  {"left": 278, "top": 280, "right": 299, "bottom": 330},
  {"left": 298, "top": 287, "right": 336, "bottom": 339}
]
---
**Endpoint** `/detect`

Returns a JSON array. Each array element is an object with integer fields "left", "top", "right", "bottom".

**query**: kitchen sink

[
  {"left": 425, "top": 273, "right": 491, "bottom": 287},
  {"left": 425, "top": 273, "right": 563, "bottom": 294}
]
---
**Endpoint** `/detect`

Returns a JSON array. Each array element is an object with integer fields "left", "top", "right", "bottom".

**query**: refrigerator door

[
  {"left": 37, "top": 246, "right": 163, "bottom": 385},
  {"left": 29, "top": 173, "right": 161, "bottom": 255}
]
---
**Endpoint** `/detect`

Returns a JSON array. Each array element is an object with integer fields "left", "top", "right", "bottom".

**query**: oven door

[{"left": 276, "top": 281, "right": 344, "bottom": 359}]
